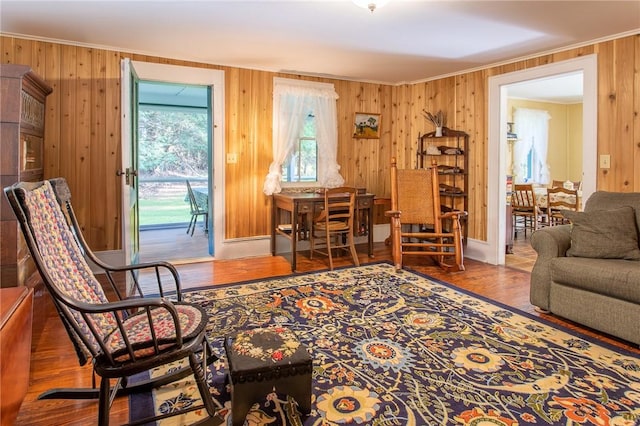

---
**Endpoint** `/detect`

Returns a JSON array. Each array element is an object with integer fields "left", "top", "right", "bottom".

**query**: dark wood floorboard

[{"left": 15, "top": 241, "right": 639, "bottom": 426}]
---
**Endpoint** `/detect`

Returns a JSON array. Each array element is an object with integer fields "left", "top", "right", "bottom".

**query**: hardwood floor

[
  {"left": 139, "top": 225, "right": 211, "bottom": 264},
  {"left": 505, "top": 231, "right": 537, "bottom": 272},
  {"left": 15, "top": 242, "right": 639, "bottom": 426}
]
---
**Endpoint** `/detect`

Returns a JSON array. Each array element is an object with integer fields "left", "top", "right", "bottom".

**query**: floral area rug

[{"left": 130, "top": 262, "right": 640, "bottom": 425}]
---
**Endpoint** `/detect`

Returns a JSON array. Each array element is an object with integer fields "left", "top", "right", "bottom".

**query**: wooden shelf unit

[{"left": 417, "top": 127, "right": 469, "bottom": 242}]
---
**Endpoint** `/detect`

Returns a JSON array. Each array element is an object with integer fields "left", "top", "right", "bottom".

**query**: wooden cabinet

[
  {"left": 1, "top": 64, "right": 52, "bottom": 288},
  {"left": 417, "top": 127, "right": 469, "bottom": 242}
]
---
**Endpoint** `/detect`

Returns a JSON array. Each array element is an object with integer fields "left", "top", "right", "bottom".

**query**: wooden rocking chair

[
  {"left": 4, "top": 178, "right": 218, "bottom": 426},
  {"left": 385, "top": 158, "right": 466, "bottom": 272}
]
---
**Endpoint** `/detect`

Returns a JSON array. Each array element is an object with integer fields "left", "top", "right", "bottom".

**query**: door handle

[{"left": 116, "top": 168, "right": 137, "bottom": 185}]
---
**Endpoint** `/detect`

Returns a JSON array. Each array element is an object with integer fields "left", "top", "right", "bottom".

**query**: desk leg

[
  {"left": 291, "top": 204, "right": 299, "bottom": 272},
  {"left": 368, "top": 204, "right": 374, "bottom": 258},
  {"left": 271, "top": 199, "right": 277, "bottom": 256}
]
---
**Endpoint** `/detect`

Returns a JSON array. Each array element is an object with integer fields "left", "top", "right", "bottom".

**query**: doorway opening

[
  {"left": 504, "top": 72, "right": 584, "bottom": 272},
  {"left": 485, "top": 54, "right": 597, "bottom": 266},
  {"left": 121, "top": 60, "right": 225, "bottom": 266},
  {"left": 137, "top": 81, "right": 211, "bottom": 263}
]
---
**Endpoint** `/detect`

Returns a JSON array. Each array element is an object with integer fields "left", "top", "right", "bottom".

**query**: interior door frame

[
  {"left": 121, "top": 60, "right": 225, "bottom": 259},
  {"left": 120, "top": 58, "right": 140, "bottom": 266},
  {"left": 484, "top": 54, "right": 598, "bottom": 265}
]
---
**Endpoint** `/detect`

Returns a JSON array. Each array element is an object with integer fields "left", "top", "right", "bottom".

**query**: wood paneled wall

[{"left": 2, "top": 33, "right": 638, "bottom": 251}]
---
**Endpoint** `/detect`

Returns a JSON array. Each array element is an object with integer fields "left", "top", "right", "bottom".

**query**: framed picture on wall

[{"left": 353, "top": 112, "right": 380, "bottom": 139}]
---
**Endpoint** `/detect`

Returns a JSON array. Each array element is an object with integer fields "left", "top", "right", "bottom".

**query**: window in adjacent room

[
  {"left": 263, "top": 78, "right": 344, "bottom": 195},
  {"left": 513, "top": 108, "right": 551, "bottom": 184}
]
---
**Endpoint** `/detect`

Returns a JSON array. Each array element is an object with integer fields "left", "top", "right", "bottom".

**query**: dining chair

[
  {"left": 309, "top": 186, "right": 360, "bottom": 270},
  {"left": 511, "top": 184, "right": 545, "bottom": 238},
  {"left": 547, "top": 186, "right": 579, "bottom": 226},
  {"left": 3, "top": 178, "right": 219, "bottom": 425},
  {"left": 186, "top": 180, "right": 208, "bottom": 236}
]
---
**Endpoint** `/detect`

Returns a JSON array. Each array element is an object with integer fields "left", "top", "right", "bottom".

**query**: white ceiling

[
  {"left": 1, "top": 0, "right": 638, "bottom": 86},
  {"left": 508, "top": 71, "right": 584, "bottom": 103}
]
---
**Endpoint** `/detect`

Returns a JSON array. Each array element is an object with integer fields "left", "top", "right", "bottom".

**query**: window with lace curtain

[
  {"left": 263, "top": 78, "right": 344, "bottom": 195},
  {"left": 281, "top": 113, "right": 317, "bottom": 183},
  {"left": 513, "top": 108, "right": 551, "bottom": 184}
]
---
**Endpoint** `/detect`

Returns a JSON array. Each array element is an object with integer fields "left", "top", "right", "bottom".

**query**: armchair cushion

[
  {"left": 550, "top": 257, "right": 640, "bottom": 304},
  {"left": 562, "top": 206, "right": 640, "bottom": 260}
]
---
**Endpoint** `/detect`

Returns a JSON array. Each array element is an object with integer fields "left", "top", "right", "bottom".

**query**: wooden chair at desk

[{"left": 309, "top": 187, "right": 360, "bottom": 270}]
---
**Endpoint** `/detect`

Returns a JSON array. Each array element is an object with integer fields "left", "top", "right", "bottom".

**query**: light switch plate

[
  {"left": 227, "top": 153, "right": 238, "bottom": 164},
  {"left": 599, "top": 154, "right": 610, "bottom": 169}
]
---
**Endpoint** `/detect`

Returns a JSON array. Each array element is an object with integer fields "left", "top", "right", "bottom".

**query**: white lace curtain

[
  {"left": 513, "top": 108, "right": 551, "bottom": 184},
  {"left": 263, "top": 79, "right": 343, "bottom": 195}
]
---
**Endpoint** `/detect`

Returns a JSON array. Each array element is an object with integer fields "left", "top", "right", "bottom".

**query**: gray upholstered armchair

[{"left": 530, "top": 191, "right": 640, "bottom": 346}]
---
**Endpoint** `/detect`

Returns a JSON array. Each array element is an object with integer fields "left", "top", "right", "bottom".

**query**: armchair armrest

[
  {"left": 529, "top": 224, "right": 572, "bottom": 310},
  {"left": 530, "top": 224, "right": 572, "bottom": 259}
]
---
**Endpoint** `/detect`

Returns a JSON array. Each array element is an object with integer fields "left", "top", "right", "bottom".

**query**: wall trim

[
  {"left": 3, "top": 30, "right": 635, "bottom": 86},
  {"left": 92, "top": 224, "right": 489, "bottom": 272}
]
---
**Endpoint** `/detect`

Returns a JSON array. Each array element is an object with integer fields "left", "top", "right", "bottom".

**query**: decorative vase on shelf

[{"left": 435, "top": 126, "right": 443, "bottom": 137}]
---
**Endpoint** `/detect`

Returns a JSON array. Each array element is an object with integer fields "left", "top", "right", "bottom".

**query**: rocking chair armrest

[
  {"left": 103, "top": 260, "right": 179, "bottom": 278},
  {"left": 68, "top": 295, "right": 179, "bottom": 317},
  {"left": 103, "top": 261, "right": 182, "bottom": 301},
  {"left": 385, "top": 210, "right": 401, "bottom": 218},
  {"left": 441, "top": 210, "right": 468, "bottom": 220}
]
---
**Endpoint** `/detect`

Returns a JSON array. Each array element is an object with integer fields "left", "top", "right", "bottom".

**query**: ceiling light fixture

[{"left": 352, "top": 0, "right": 392, "bottom": 13}]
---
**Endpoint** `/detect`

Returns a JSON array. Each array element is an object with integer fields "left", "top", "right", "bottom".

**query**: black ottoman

[{"left": 224, "top": 327, "right": 312, "bottom": 426}]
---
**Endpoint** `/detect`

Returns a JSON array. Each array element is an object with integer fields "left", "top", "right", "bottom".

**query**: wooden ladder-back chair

[
  {"left": 309, "top": 186, "right": 360, "bottom": 271},
  {"left": 511, "top": 184, "right": 545, "bottom": 238},
  {"left": 547, "top": 186, "right": 579, "bottom": 226},
  {"left": 4, "top": 178, "right": 218, "bottom": 426},
  {"left": 385, "top": 158, "right": 466, "bottom": 272}
]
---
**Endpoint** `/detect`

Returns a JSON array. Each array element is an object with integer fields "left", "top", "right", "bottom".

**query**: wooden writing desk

[{"left": 271, "top": 192, "right": 374, "bottom": 271}]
